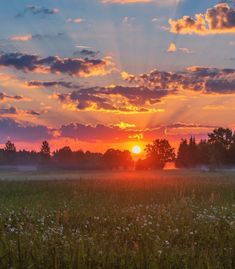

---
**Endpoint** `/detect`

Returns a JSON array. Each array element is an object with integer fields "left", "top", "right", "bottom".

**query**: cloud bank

[
  {"left": 169, "top": 3, "right": 235, "bottom": 35},
  {"left": 0, "top": 53, "right": 114, "bottom": 77}
]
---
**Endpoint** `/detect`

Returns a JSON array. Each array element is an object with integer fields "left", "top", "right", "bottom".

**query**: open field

[{"left": 0, "top": 170, "right": 234, "bottom": 269}]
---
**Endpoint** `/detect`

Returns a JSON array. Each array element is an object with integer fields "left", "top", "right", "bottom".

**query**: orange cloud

[
  {"left": 115, "top": 122, "right": 136, "bottom": 129},
  {"left": 102, "top": 0, "right": 151, "bottom": 3},
  {"left": 10, "top": 35, "right": 32, "bottom": 41},
  {"left": 167, "top": 43, "right": 177, "bottom": 53},
  {"left": 66, "top": 18, "right": 84, "bottom": 23},
  {"left": 102, "top": 0, "right": 181, "bottom": 5},
  {"left": 169, "top": 3, "right": 235, "bottom": 35},
  {"left": 128, "top": 133, "right": 144, "bottom": 140}
]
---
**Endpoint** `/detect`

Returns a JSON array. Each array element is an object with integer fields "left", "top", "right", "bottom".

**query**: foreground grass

[{"left": 0, "top": 170, "right": 234, "bottom": 269}]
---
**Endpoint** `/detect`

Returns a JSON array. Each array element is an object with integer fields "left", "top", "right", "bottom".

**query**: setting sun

[{"left": 132, "top": 145, "right": 142, "bottom": 155}]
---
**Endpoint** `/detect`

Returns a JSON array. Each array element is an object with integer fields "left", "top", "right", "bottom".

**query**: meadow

[{"left": 0, "top": 170, "right": 234, "bottom": 269}]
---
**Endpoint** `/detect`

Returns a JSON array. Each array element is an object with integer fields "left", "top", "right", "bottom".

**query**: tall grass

[{"left": 0, "top": 170, "right": 234, "bottom": 269}]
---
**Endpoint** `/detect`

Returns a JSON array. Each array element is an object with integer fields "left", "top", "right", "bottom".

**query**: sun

[{"left": 132, "top": 145, "right": 142, "bottom": 155}]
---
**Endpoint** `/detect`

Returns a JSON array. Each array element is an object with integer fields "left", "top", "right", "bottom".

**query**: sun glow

[{"left": 132, "top": 145, "right": 142, "bottom": 155}]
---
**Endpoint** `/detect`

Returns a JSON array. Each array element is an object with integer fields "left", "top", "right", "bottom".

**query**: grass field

[{"left": 0, "top": 170, "right": 234, "bottom": 269}]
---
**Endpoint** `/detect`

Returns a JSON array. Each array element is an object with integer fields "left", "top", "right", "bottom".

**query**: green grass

[{"left": 0, "top": 170, "right": 234, "bottom": 269}]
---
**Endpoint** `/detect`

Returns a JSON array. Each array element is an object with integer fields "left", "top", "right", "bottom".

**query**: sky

[{"left": 0, "top": 0, "right": 235, "bottom": 153}]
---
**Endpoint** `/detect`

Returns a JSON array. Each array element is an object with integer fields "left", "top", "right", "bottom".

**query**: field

[{"left": 0, "top": 170, "right": 234, "bottom": 269}]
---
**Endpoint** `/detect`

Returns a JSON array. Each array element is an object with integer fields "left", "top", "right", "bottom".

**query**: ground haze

[{"left": 0, "top": 170, "right": 234, "bottom": 269}]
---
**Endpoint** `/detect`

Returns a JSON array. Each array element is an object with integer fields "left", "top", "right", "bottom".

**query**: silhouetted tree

[
  {"left": 176, "top": 139, "right": 189, "bottom": 168},
  {"left": 197, "top": 139, "right": 210, "bottom": 165},
  {"left": 228, "top": 142, "right": 235, "bottom": 165},
  {"left": 103, "top": 149, "right": 133, "bottom": 169},
  {"left": 1, "top": 127, "right": 235, "bottom": 170},
  {"left": 4, "top": 140, "right": 16, "bottom": 164},
  {"left": 5, "top": 141, "right": 16, "bottom": 152},
  {"left": 136, "top": 158, "right": 151, "bottom": 170},
  {"left": 40, "top": 141, "right": 51, "bottom": 163},
  {"left": 188, "top": 137, "right": 199, "bottom": 167},
  {"left": 53, "top": 146, "right": 72, "bottom": 164},
  {"left": 175, "top": 128, "right": 235, "bottom": 168},
  {"left": 208, "top": 128, "right": 234, "bottom": 165},
  {"left": 208, "top": 128, "right": 234, "bottom": 150},
  {"left": 145, "top": 139, "right": 175, "bottom": 169}
]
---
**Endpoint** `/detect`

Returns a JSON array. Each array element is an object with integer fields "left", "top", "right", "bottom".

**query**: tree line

[
  {"left": 0, "top": 127, "right": 235, "bottom": 170},
  {"left": 176, "top": 127, "right": 235, "bottom": 169},
  {"left": 0, "top": 141, "right": 133, "bottom": 170}
]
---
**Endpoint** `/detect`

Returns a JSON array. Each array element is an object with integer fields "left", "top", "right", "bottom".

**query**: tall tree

[
  {"left": 4, "top": 140, "right": 16, "bottom": 164},
  {"left": 197, "top": 139, "right": 210, "bottom": 165},
  {"left": 208, "top": 128, "right": 234, "bottom": 150},
  {"left": 175, "top": 139, "right": 188, "bottom": 168},
  {"left": 188, "top": 137, "right": 199, "bottom": 167},
  {"left": 145, "top": 139, "right": 175, "bottom": 169},
  {"left": 40, "top": 141, "right": 51, "bottom": 162},
  {"left": 208, "top": 128, "right": 234, "bottom": 165},
  {"left": 4, "top": 141, "right": 16, "bottom": 152}
]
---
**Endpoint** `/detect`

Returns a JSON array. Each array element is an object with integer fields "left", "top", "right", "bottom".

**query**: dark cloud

[
  {"left": 73, "top": 50, "right": 100, "bottom": 58},
  {"left": 32, "top": 33, "right": 64, "bottom": 40},
  {"left": 27, "top": 81, "right": 80, "bottom": 89},
  {"left": 0, "top": 107, "right": 17, "bottom": 115},
  {"left": 165, "top": 123, "right": 218, "bottom": 129},
  {"left": 123, "top": 67, "right": 235, "bottom": 94},
  {"left": 0, "top": 92, "right": 24, "bottom": 101},
  {"left": 59, "top": 122, "right": 217, "bottom": 143},
  {"left": 0, "top": 106, "right": 40, "bottom": 116},
  {"left": 55, "top": 85, "right": 173, "bottom": 112},
  {"left": 16, "top": 5, "right": 59, "bottom": 17},
  {"left": 0, "top": 52, "right": 113, "bottom": 77},
  {"left": 0, "top": 118, "right": 52, "bottom": 142},
  {"left": 205, "top": 79, "right": 235, "bottom": 93},
  {"left": 26, "top": 110, "right": 41, "bottom": 116},
  {"left": 60, "top": 123, "right": 126, "bottom": 142},
  {"left": 0, "top": 118, "right": 217, "bottom": 144}
]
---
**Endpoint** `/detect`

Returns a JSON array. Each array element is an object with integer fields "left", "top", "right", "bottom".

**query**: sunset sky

[{"left": 0, "top": 0, "right": 235, "bottom": 153}]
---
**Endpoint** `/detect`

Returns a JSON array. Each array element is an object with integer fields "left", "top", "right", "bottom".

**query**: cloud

[
  {"left": 204, "top": 79, "right": 235, "bottom": 94},
  {"left": 169, "top": 3, "right": 235, "bottom": 35},
  {"left": 123, "top": 66, "right": 235, "bottom": 94},
  {"left": 152, "top": 17, "right": 160, "bottom": 22},
  {"left": 0, "top": 107, "right": 17, "bottom": 115},
  {"left": 0, "top": 92, "right": 24, "bottom": 102},
  {"left": 178, "top": 47, "right": 193, "bottom": 54},
  {"left": 0, "top": 117, "right": 217, "bottom": 145},
  {"left": 32, "top": 65, "right": 235, "bottom": 113},
  {"left": 0, "top": 53, "right": 115, "bottom": 77},
  {"left": 66, "top": 18, "right": 84, "bottom": 23},
  {"left": 0, "top": 118, "right": 52, "bottom": 142},
  {"left": 73, "top": 49, "right": 100, "bottom": 58},
  {"left": 59, "top": 122, "right": 216, "bottom": 143},
  {"left": 102, "top": 0, "right": 151, "bottom": 3},
  {"left": 101, "top": 0, "right": 181, "bottom": 6},
  {"left": 27, "top": 81, "right": 80, "bottom": 89},
  {"left": 0, "top": 106, "right": 40, "bottom": 116},
  {"left": 16, "top": 5, "right": 59, "bottom": 17},
  {"left": 167, "top": 43, "right": 192, "bottom": 53},
  {"left": 53, "top": 85, "right": 173, "bottom": 113},
  {"left": 9, "top": 33, "right": 65, "bottom": 42},
  {"left": 32, "top": 33, "right": 65, "bottom": 40},
  {"left": 115, "top": 122, "right": 136, "bottom": 129},
  {"left": 9, "top": 35, "right": 32, "bottom": 42},
  {"left": 167, "top": 43, "right": 177, "bottom": 52}
]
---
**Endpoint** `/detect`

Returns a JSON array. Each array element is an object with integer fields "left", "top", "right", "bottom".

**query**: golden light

[{"left": 132, "top": 145, "right": 142, "bottom": 155}]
